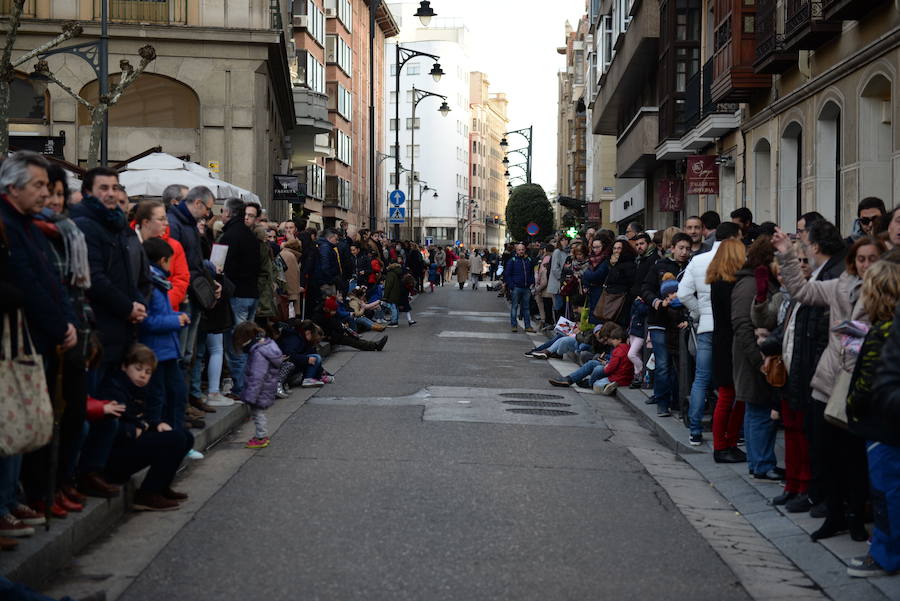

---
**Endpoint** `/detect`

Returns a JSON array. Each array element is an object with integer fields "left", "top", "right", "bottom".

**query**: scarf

[
  {"left": 588, "top": 248, "right": 610, "bottom": 269},
  {"left": 36, "top": 209, "right": 91, "bottom": 289},
  {"left": 83, "top": 195, "right": 126, "bottom": 232}
]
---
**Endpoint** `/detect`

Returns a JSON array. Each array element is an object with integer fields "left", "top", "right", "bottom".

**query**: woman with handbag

[
  {"left": 600, "top": 239, "right": 637, "bottom": 329},
  {"left": 581, "top": 234, "right": 613, "bottom": 326},
  {"left": 773, "top": 225, "right": 886, "bottom": 542}
]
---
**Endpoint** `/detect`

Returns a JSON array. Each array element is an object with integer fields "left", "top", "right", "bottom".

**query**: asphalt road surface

[{"left": 116, "top": 282, "right": 750, "bottom": 601}]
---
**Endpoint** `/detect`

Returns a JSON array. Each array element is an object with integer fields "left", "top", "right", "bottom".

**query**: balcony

[
  {"left": 97, "top": 0, "right": 188, "bottom": 25},
  {"left": 616, "top": 108, "right": 659, "bottom": 178},
  {"left": 592, "top": 0, "right": 660, "bottom": 136},
  {"left": 754, "top": 0, "right": 797, "bottom": 74},
  {"left": 783, "top": 0, "right": 841, "bottom": 51},
  {"left": 822, "top": 0, "right": 889, "bottom": 22},
  {"left": 711, "top": 1, "right": 773, "bottom": 103}
]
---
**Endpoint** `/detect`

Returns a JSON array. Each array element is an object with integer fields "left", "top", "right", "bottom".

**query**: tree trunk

[
  {"left": 86, "top": 105, "right": 107, "bottom": 168},
  {"left": 0, "top": 78, "right": 10, "bottom": 155}
]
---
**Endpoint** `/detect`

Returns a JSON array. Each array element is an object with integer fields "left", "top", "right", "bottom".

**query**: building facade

[
  {"left": 469, "top": 72, "right": 509, "bottom": 249},
  {"left": 590, "top": 0, "right": 900, "bottom": 235},
  {"left": 383, "top": 3, "right": 471, "bottom": 246}
]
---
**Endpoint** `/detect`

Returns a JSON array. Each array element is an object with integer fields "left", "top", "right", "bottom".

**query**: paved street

[{"left": 47, "top": 284, "right": 812, "bottom": 601}]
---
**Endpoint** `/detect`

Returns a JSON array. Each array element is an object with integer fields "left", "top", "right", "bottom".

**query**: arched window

[
  {"left": 753, "top": 138, "right": 772, "bottom": 223},
  {"left": 779, "top": 122, "right": 802, "bottom": 229},
  {"left": 9, "top": 71, "right": 49, "bottom": 123},
  {"left": 859, "top": 74, "right": 893, "bottom": 204},
  {"left": 77, "top": 73, "right": 199, "bottom": 128},
  {"left": 816, "top": 102, "right": 841, "bottom": 231}
]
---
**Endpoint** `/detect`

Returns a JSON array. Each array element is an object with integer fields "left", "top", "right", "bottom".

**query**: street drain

[
  {"left": 499, "top": 393, "right": 565, "bottom": 400},
  {"left": 506, "top": 408, "right": 578, "bottom": 416},
  {"left": 502, "top": 400, "right": 572, "bottom": 408}
]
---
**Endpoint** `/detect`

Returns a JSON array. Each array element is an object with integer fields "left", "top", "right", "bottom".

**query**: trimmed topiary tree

[{"left": 505, "top": 183, "right": 554, "bottom": 243}]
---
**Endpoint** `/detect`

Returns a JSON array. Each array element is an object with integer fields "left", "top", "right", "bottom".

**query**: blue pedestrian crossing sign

[
  {"left": 389, "top": 190, "right": 406, "bottom": 206},
  {"left": 389, "top": 206, "right": 406, "bottom": 223}
]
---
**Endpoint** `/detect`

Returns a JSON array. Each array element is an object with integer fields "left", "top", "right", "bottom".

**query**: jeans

[
  {"left": 531, "top": 333, "right": 564, "bottom": 352},
  {"left": 384, "top": 302, "right": 399, "bottom": 324},
  {"left": 510, "top": 287, "right": 532, "bottom": 328},
  {"left": 565, "top": 359, "right": 606, "bottom": 387},
  {"left": 551, "top": 336, "right": 578, "bottom": 355},
  {"left": 0, "top": 576, "right": 80, "bottom": 601},
  {"left": 649, "top": 329, "right": 675, "bottom": 412},
  {"left": 224, "top": 297, "right": 258, "bottom": 394},
  {"left": 744, "top": 402, "right": 777, "bottom": 474},
  {"left": 78, "top": 418, "right": 119, "bottom": 475},
  {"left": 627, "top": 335, "right": 644, "bottom": 375},
  {"left": 868, "top": 441, "right": 900, "bottom": 572},
  {"left": 191, "top": 332, "right": 224, "bottom": 397},
  {"left": 687, "top": 332, "right": 713, "bottom": 435},
  {"left": 251, "top": 408, "right": 268, "bottom": 439},
  {"left": 0, "top": 455, "right": 23, "bottom": 515},
  {"left": 146, "top": 358, "right": 188, "bottom": 430},
  {"left": 355, "top": 316, "right": 377, "bottom": 331}
]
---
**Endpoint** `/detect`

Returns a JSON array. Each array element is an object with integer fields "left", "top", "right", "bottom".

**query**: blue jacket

[
  {"left": 581, "top": 260, "right": 610, "bottom": 325},
  {"left": 314, "top": 237, "right": 342, "bottom": 288},
  {"left": 503, "top": 255, "right": 534, "bottom": 289},
  {"left": 138, "top": 265, "right": 183, "bottom": 362},
  {"left": 0, "top": 197, "right": 74, "bottom": 354},
  {"left": 275, "top": 326, "right": 316, "bottom": 365}
]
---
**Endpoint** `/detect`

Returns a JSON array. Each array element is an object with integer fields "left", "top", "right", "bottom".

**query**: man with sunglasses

[{"left": 848, "top": 197, "right": 886, "bottom": 243}]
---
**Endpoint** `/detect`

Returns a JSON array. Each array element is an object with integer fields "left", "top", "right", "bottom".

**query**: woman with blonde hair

[
  {"left": 660, "top": 226, "right": 681, "bottom": 253},
  {"left": 706, "top": 239, "right": 748, "bottom": 463}
]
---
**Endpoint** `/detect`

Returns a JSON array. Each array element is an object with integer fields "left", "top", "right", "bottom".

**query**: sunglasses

[{"left": 858, "top": 216, "right": 879, "bottom": 226}]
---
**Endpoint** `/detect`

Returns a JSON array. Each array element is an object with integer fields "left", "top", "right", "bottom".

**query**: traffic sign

[
  {"left": 526, "top": 222, "right": 540, "bottom": 236},
  {"left": 424, "top": 236, "right": 434, "bottom": 246},
  {"left": 389, "top": 206, "right": 406, "bottom": 223},
  {"left": 389, "top": 190, "right": 406, "bottom": 206}
]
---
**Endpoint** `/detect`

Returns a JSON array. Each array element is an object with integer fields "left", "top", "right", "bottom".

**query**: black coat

[
  {"left": 71, "top": 197, "right": 142, "bottom": 364},
  {"left": 710, "top": 280, "right": 735, "bottom": 388},
  {"left": 219, "top": 217, "right": 260, "bottom": 298},
  {"left": 167, "top": 202, "right": 203, "bottom": 279},
  {"left": 853, "top": 309, "right": 900, "bottom": 445},
  {"left": 604, "top": 255, "right": 636, "bottom": 327},
  {"left": 631, "top": 247, "right": 659, "bottom": 298},
  {"left": 407, "top": 248, "right": 425, "bottom": 277},
  {"left": 641, "top": 256, "right": 687, "bottom": 329},
  {"left": 124, "top": 228, "right": 151, "bottom": 302}
]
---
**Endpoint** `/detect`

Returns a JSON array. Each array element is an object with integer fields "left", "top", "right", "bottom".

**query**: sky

[{"left": 413, "top": 0, "right": 588, "bottom": 194}]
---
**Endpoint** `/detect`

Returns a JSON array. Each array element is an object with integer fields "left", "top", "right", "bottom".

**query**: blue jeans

[
  {"left": 532, "top": 333, "right": 564, "bottom": 352},
  {"left": 224, "top": 297, "right": 258, "bottom": 394},
  {"left": 303, "top": 354, "right": 323, "bottom": 379},
  {"left": 551, "top": 336, "right": 578, "bottom": 355},
  {"left": 510, "top": 287, "right": 532, "bottom": 328},
  {"left": 688, "top": 332, "right": 713, "bottom": 435},
  {"left": 0, "top": 576, "right": 80, "bottom": 601},
  {"left": 744, "top": 402, "right": 777, "bottom": 474},
  {"left": 650, "top": 329, "right": 675, "bottom": 412},
  {"left": 0, "top": 455, "right": 22, "bottom": 515},
  {"left": 566, "top": 359, "right": 605, "bottom": 386},
  {"left": 78, "top": 418, "right": 119, "bottom": 474},
  {"left": 383, "top": 302, "right": 399, "bottom": 324},
  {"left": 190, "top": 332, "right": 224, "bottom": 397},
  {"left": 868, "top": 441, "right": 900, "bottom": 572}
]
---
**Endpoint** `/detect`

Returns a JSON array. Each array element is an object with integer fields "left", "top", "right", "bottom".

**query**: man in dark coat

[
  {"left": 71, "top": 166, "right": 147, "bottom": 387},
  {"left": 630, "top": 233, "right": 659, "bottom": 298},
  {"left": 314, "top": 229, "right": 343, "bottom": 291}
]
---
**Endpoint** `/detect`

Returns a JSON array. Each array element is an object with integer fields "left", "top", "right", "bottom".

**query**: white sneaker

[
  {"left": 301, "top": 378, "right": 325, "bottom": 388},
  {"left": 186, "top": 449, "right": 204, "bottom": 460},
  {"left": 602, "top": 382, "right": 618, "bottom": 395},
  {"left": 276, "top": 384, "right": 290, "bottom": 399},
  {"left": 205, "top": 393, "right": 235, "bottom": 407}
]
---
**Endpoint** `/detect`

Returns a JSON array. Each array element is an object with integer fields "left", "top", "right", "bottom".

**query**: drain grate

[
  {"left": 502, "top": 400, "right": 572, "bottom": 408},
  {"left": 499, "top": 392, "right": 565, "bottom": 400},
  {"left": 506, "top": 408, "right": 578, "bottom": 416}
]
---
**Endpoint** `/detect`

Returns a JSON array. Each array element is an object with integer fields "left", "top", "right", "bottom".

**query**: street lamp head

[
  {"left": 433, "top": 191, "right": 439, "bottom": 198},
  {"left": 415, "top": 1, "right": 436, "bottom": 27},
  {"left": 28, "top": 59, "right": 51, "bottom": 96},
  {"left": 502, "top": 156, "right": 509, "bottom": 165},
  {"left": 500, "top": 137, "right": 509, "bottom": 148},
  {"left": 504, "top": 170, "right": 510, "bottom": 177},
  {"left": 429, "top": 62, "right": 444, "bottom": 82},
  {"left": 438, "top": 101, "right": 451, "bottom": 117}
]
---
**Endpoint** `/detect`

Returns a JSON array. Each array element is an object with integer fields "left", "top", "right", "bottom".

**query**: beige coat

[
  {"left": 777, "top": 249, "right": 865, "bottom": 403},
  {"left": 279, "top": 245, "right": 303, "bottom": 316},
  {"left": 455, "top": 258, "right": 471, "bottom": 282}
]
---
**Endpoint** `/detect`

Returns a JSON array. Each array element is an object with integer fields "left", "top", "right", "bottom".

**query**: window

[
  {"left": 406, "top": 90, "right": 414, "bottom": 103},
  {"left": 296, "top": 50, "right": 325, "bottom": 93},
  {"left": 426, "top": 227, "right": 456, "bottom": 240},
  {"left": 294, "top": 0, "right": 325, "bottom": 47},
  {"left": 337, "top": 84, "right": 351, "bottom": 120},
  {"left": 326, "top": 175, "right": 352, "bottom": 209},
  {"left": 324, "top": 0, "right": 352, "bottom": 32},
  {"left": 331, "top": 130, "right": 352, "bottom": 165},
  {"left": 389, "top": 118, "right": 398, "bottom": 131},
  {"left": 406, "top": 144, "right": 420, "bottom": 158},
  {"left": 408, "top": 63, "right": 420, "bottom": 75},
  {"left": 390, "top": 64, "right": 398, "bottom": 76},
  {"left": 390, "top": 91, "right": 397, "bottom": 104},
  {"left": 406, "top": 117, "right": 420, "bottom": 130},
  {"left": 79, "top": 73, "right": 198, "bottom": 128},
  {"left": 326, "top": 34, "right": 352, "bottom": 76},
  {"left": 297, "top": 164, "right": 325, "bottom": 200}
]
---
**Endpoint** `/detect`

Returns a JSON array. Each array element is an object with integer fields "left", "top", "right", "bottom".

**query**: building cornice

[{"left": 10, "top": 19, "right": 282, "bottom": 45}]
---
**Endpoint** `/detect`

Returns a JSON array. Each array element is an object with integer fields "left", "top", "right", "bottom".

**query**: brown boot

[
  {"left": 0, "top": 536, "right": 19, "bottom": 551},
  {"left": 186, "top": 406, "right": 205, "bottom": 419},
  {"left": 371, "top": 323, "right": 386, "bottom": 332},
  {"left": 189, "top": 395, "right": 217, "bottom": 413},
  {"left": 78, "top": 473, "right": 121, "bottom": 498},
  {"left": 133, "top": 491, "right": 179, "bottom": 511},
  {"left": 162, "top": 487, "right": 188, "bottom": 501}
]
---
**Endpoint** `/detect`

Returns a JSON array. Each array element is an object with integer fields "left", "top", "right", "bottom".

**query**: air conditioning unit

[
  {"left": 292, "top": 15, "right": 308, "bottom": 28},
  {"left": 324, "top": 7, "right": 336, "bottom": 17}
]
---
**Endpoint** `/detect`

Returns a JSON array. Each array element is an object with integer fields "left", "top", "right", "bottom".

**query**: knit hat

[
  {"left": 323, "top": 296, "right": 339, "bottom": 314},
  {"left": 660, "top": 279, "right": 679, "bottom": 296}
]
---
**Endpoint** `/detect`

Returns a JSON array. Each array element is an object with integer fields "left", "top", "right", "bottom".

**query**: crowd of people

[
  {"left": 500, "top": 201, "right": 900, "bottom": 578},
  {"left": 0, "top": 149, "right": 477, "bottom": 559}
]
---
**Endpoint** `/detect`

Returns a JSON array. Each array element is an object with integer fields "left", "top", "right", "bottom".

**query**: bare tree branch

[
  {"left": 11, "top": 22, "right": 83, "bottom": 69},
  {"left": 35, "top": 61, "right": 92, "bottom": 110},
  {"left": 0, "top": 0, "right": 25, "bottom": 82}
]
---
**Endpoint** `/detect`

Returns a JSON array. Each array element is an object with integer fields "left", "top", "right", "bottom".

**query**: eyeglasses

[
  {"left": 858, "top": 216, "right": 879, "bottom": 226},
  {"left": 798, "top": 258, "right": 809, "bottom": 264}
]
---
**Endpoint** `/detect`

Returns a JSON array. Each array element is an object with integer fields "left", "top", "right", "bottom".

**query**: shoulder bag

[
  {"left": 189, "top": 273, "right": 217, "bottom": 312},
  {"left": 824, "top": 369, "right": 852, "bottom": 429},
  {"left": 0, "top": 312, "right": 54, "bottom": 456},
  {"left": 761, "top": 355, "right": 788, "bottom": 388},
  {"left": 593, "top": 286, "right": 626, "bottom": 321}
]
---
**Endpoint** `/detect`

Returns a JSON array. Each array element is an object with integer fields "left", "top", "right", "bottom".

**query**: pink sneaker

[
  {"left": 245, "top": 437, "right": 270, "bottom": 449},
  {"left": 319, "top": 375, "right": 335, "bottom": 384}
]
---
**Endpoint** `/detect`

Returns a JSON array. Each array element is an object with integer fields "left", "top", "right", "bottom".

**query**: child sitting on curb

[{"left": 548, "top": 324, "right": 634, "bottom": 395}]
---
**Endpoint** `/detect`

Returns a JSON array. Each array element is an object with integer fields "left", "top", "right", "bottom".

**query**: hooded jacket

[
  {"left": 219, "top": 216, "right": 260, "bottom": 298},
  {"left": 850, "top": 307, "right": 900, "bottom": 445},
  {"left": 677, "top": 240, "right": 720, "bottom": 334},
  {"left": 641, "top": 255, "right": 688, "bottom": 329},
  {"left": 731, "top": 267, "right": 776, "bottom": 406},
  {"left": 241, "top": 337, "right": 283, "bottom": 409},
  {"left": 383, "top": 263, "right": 405, "bottom": 304},
  {"left": 138, "top": 264, "right": 183, "bottom": 362}
]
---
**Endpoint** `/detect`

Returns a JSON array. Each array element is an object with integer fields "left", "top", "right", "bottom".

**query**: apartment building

[
  {"left": 5, "top": 0, "right": 296, "bottom": 217},
  {"left": 591, "top": 0, "right": 900, "bottom": 234},
  {"left": 469, "top": 71, "right": 509, "bottom": 249}
]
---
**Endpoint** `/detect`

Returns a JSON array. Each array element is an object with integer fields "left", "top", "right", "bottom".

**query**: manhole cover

[
  {"left": 502, "top": 400, "right": 572, "bottom": 408},
  {"left": 506, "top": 408, "right": 578, "bottom": 416},
  {"left": 499, "top": 393, "right": 565, "bottom": 400}
]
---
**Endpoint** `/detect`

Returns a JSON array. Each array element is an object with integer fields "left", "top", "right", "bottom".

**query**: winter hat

[
  {"left": 323, "top": 296, "right": 339, "bottom": 314},
  {"left": 660, "top": 279, "right": 679, "bottom": 296}
]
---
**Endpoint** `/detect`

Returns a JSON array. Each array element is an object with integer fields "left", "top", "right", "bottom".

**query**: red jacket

[
  {"left": 86, "top": 396, "right": 111, "bottom": 421},
  {"left": 604, "top": 342, "right": 634, "bottom": 386}
]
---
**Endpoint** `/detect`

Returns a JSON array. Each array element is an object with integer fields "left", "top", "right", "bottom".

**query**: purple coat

[{"left": 242, "top": 337, "right": 283, "bottom": 409}]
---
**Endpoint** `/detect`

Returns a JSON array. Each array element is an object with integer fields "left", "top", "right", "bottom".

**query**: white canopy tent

[{"left": 118, "top": 152, "right": 260, "bottom": 204}]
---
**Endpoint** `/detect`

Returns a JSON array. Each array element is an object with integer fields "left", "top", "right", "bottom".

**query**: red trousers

[
  {"left": 781, "top": 399, "right": 811, "bottom": 494},
  {"left": 712, "top": 386, "right": 745, "bottom": 451}
]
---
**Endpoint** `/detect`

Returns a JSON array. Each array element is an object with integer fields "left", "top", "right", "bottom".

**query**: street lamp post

[
  {"left": 457, "top": 192, "right": 476, "bottom": 245},
  {"left": 369, "top": 1, "right": 439, "bottom": 232},
  {"left": 408, "top": 86, "right": 449, "bottom": 241},
  {"left": 500, "top": 125, "right": 533, "bottom": 184}
]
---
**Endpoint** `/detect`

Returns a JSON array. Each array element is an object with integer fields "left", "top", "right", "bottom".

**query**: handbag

[
  {"left": 0, "top": 312, "right": 54, "bottom": 456},
  {"left": 593, "top": 288, "right": 626, "bottom": 321},
  {"left": 824, "top": 369, "right": 852, "bottom": 429},
  {"left": 761, "top": 355, "right": 788, "bottom": 388},
  {"left": 189, "top": 273, "right": 217, "bottom": 312}
]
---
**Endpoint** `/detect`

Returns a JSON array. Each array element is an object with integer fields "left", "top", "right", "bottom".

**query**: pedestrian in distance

[
  {"left": 470, "top": 251, "right": 483, "bottom": 291},
  {"left": 233, "top": 321, "right": 285, "bottom": 449},
  {"left": 455, "top": 252, "right": 470, "bottom": 290},
  {"left": 503, "top": 242, "right": 536, "bottom": 333}
]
